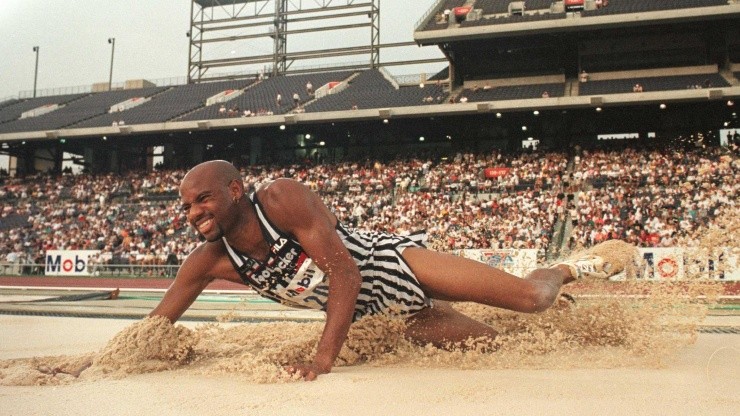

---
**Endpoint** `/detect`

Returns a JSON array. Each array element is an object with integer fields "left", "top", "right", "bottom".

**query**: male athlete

[{"left": 151, "top": 160, "right": 629, "bottom": 380}]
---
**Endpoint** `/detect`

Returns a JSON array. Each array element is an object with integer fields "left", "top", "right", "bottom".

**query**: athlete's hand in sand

[{"left": 284, "top": 362, "right": 330, "bottom": 381}]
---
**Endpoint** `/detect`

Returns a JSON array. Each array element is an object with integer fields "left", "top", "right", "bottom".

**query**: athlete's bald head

[{"left": 181, "top": 160, "right": 242, "bottom": 191}]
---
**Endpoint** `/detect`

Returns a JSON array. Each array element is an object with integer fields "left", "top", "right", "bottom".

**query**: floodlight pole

[
  {"left": 32, "top": 46, "right": 39, "bottom": 98},
  {"left": 108, "top": 38, "right": 116, "bottom": 91}
]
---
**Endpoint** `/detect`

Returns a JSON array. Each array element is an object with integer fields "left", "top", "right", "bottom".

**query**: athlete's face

[{"left": 179, "top": 174, "right": 236, "bottom": 242}]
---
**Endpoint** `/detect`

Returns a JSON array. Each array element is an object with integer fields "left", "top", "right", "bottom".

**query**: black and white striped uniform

[{"left": 222, "top": 193, "right": 432, "bottom": 321}]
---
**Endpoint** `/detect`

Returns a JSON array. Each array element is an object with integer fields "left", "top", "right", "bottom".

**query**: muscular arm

[
  {"left": 259, "top": 179, "right": 362, "bottom": 379},
  {"left": 150, "top": 243, "right": 231, "bottom": 322}
]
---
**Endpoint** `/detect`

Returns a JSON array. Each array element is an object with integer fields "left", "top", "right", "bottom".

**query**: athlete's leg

[
  {"left": 402, "top": 247, "right": 573, "bottom": 314},
  {"left": 404, "top": 300, "right": 498, "bottom": 348}
]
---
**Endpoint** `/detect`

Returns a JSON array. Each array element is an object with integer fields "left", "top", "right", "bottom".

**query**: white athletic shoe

[{"left": 556, "top": 255, "right": 613, "bottom": 280}]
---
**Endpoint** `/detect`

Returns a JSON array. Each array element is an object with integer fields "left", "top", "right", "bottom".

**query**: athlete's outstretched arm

[
  {"left": 259, "top": 179, "right": 362, "bottom": 380},
  {"left": 149, "top": 243, "right": 231, "bottom": 322}
]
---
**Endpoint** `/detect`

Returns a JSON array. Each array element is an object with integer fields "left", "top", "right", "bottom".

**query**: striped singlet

[{"left": 221, "top": 193, "right": 432, "bottom": 321}]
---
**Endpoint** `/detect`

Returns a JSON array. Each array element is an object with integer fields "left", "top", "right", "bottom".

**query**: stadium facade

[{"left": 0, "top": 0, "right": 737, "bottom": 175}]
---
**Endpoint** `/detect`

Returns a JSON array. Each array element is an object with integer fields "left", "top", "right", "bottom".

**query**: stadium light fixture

[
  {"left": 382, "top": 119, "right": 389, "bottom": 124},
  {"left": 32, "top": 46, "right": 40, "bottom": 98},
  {"left": 319, "top": 141, "right": 325, "bottom": 146},
  {"left": 533, "top": 110, "right": 539, "bottom": 115},
  {"left": 108, "top": 38, "right": 116, "bottom": 91},
  {"left": 659, "top": 103, "right": 667, "bottom": 110},
  {"left": 521, "top": 126, "right": 527, "bottom": 131},
  {"left": 728, "top": 100, "right": 734, "bottom": 106},
  {"left": 279, "top": 125, "right": 286, "bottom": 130},
  {"left": 419, "top": 136, "right": 425, "bottom": 142},
  {"left": 595, "top": 107, "right": 602, "bottom": 112},
  {"left": 495, "top": 112, "right": 502, "bottom": 118},
  {"left": 233, "top": 128, "right": 238, "bottom": 131},
  {"left": 305, "top": 134, "right": 311, "bottom": 139}
]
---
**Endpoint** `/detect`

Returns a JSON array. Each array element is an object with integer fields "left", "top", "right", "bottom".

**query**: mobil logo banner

[
  {"left": 638, "top": 247, "right": 738, "bottom": 280},
  {"left": 45, "top": 250, "right": 100, "bottom": 276}
]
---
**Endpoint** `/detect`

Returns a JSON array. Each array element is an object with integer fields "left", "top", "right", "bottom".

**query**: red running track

[{"left": 0, "top": 275, "right": 247, "bottom": 291}]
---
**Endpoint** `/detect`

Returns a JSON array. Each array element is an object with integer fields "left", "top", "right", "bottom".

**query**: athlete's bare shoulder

[{"left": 179, "top": 239, "right": 237, "bottom": 283}]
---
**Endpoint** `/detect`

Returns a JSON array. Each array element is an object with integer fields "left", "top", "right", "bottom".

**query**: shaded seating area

[
  {"left": 581, "top": 0, "right": 729, "bottom": 17},
  {"left": 72, "top": 79, "right": 254, "bottom": 128},
  {"left": 0, "top": 94, "right": 86, "bottom": 125},
  {"left": 578, "top": 73, "right": 729, "bottom": 96},
  {"left": 460, "top": 82, "right": 565, "bottom": 102},
  {"left": 181, "top": 70, "right": 355, "bottom": 121},
  {"left": 304, "top": 69, "right": 446, "bottom": 112},
  {"left": 0, "top": 87, "right": 166, "bottom": 134}
]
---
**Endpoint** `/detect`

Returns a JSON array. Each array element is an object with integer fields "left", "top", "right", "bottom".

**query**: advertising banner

[
  {"left": 454, "top": 249, "right": 539, "bottom": 276},
  {"left": 638, "top": 247, "right": 738, "bottom": 281},
  {"left": 45, "top": 250, "right": 100, "bottom": 276}
]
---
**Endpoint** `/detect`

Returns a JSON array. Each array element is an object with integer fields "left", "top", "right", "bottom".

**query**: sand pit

[{"left": 1, "top": 290, "right": 738, "bottom": 415}]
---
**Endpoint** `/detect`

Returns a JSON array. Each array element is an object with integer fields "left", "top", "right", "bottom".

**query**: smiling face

[{"left": 179, "top": 161, "right": 243, "bottom": 242}]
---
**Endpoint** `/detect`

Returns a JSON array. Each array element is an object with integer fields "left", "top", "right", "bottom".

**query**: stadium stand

[
  {"left": 0, "top": 99, "right": 20, "bottom": 111},
  {"left": 419, "top": 0, "right": 734, "bottom": 31},
  {"left": 0, "top": 141, "right": 735, "bottom": 273},
  {"left": 460, "top": 12, "right": 565, "bottom": 27},
  {"left": 304, "top": 69, "right": 447, "bottom": 112},
  {"left": 180, "top": 70, "right": 355, "bottom": 120},
  {"left": 578, "top": 73, "right": 730, "bottom": 96},
  {"left": 422, "top": 0, "right": 468, "bottom": 31},
  {"left": 71, "top": 79, "right": 254, "bottom": 128},
  {"left": 581, "top": 0, "right": 730, "bottom": 17},
  {"left": 0, "top": 94, "right": 87, "bottom": 125},
  {"left": 460, "top": 81, "right": 565, "bottom": 101},
  {"left": 0, "top": 87, "right": 166, "bottom": 134}
]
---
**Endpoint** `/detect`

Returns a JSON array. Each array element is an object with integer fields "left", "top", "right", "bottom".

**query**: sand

[
  {"left": 1, "top": 231, "right": 738, "bottom": 415},
  {"left": 0, "top": 308, "right": 738, "bottom": 415}
]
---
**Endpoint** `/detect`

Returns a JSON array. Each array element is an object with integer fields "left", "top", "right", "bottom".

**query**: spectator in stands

[
  {"left": 632, "top": 83, "right": 643, "bottom": 93},
  {"left": 483, "top": 82, "right": 492, "bottom": 91},
  {"left": 351, "top": 104, "right": 358, "bottom": 110},
  {"left": 219, "top": 104, "right": 226, "bottom": 116},
  {"left": 306, "top": 81, "right": 313, "bottom": 96},
  {"left": 276, "top": 93, "right": 282, "bottom": 106},
  {"left": 580, "top": 70, "right": 589, "bottom": 83},
  {"left": 293, "top": 93, "right": 300, "bottom": 107},
  {"left": 140, "top": 160, "right": 629, "bottom": 381},
  {"left": 459, "top": 96, "right": 469, "bottom": 103},
  {"left": 542, "top": 91, "right": 550, "bottom": 98}
]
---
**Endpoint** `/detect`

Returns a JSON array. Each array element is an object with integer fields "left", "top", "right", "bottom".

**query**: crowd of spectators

[
  {"left": 567, "top": 145, "right": 738, "bottom": 249},
  {"left": 0, "top": 142, "right": 736, "bottom": 276}
]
